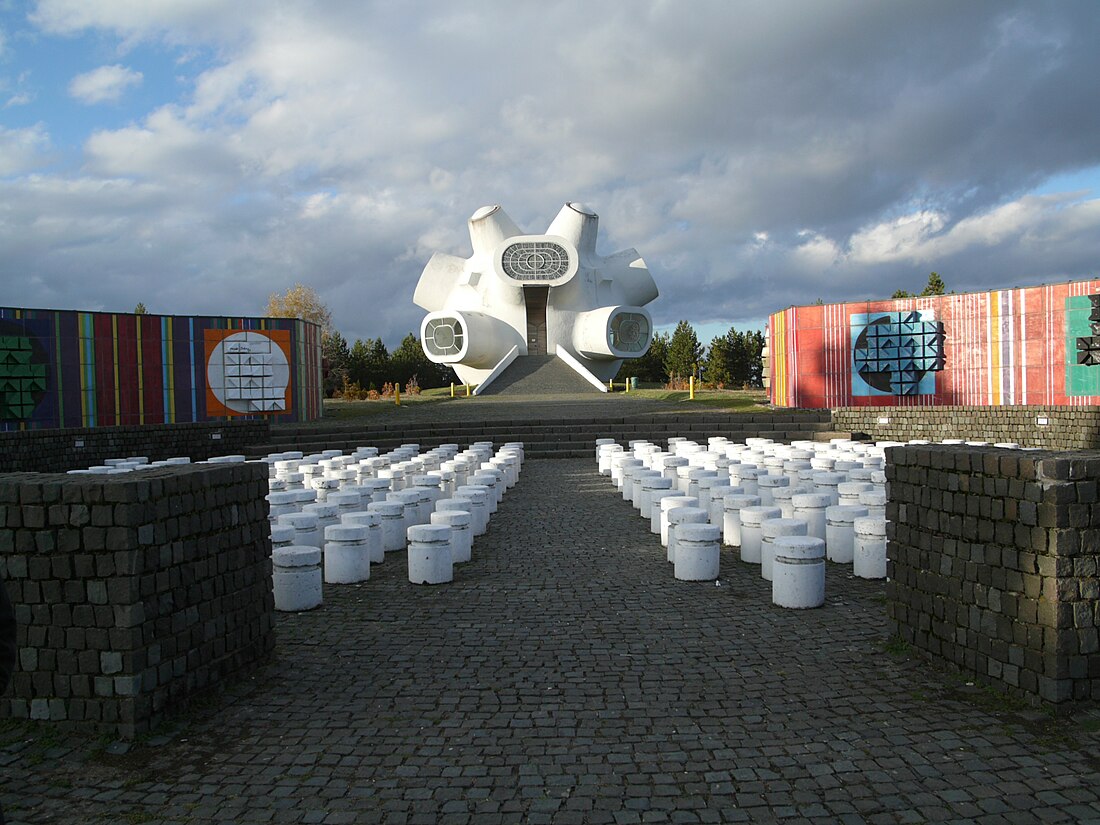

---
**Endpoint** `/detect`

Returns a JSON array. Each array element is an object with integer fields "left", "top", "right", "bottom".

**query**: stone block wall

[
  {"left": 0, "top": 419, "right": 270, "bottom": 474},
  {"left": 887, "top": 445, "right": 1100, "bottom": 704},
  {"left": 834, "top": 405, "right": 1100, "bottom": 451},
  {"left": 0, "top": 463, "right": 275, "bottom": 737}
]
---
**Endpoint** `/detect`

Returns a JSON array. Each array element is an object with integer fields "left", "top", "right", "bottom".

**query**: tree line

[{"left": 617, "top": 320, "right": 765, "bottom": 388}]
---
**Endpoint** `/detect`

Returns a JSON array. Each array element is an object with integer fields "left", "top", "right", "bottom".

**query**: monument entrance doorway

[{"left": 524, "top": 286, "right": 548, "bottom": 355}]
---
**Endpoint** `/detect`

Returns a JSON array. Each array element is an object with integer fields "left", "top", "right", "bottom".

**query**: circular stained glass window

[{"left": 500, "top": 241, "right": 571, "bottom": 281}]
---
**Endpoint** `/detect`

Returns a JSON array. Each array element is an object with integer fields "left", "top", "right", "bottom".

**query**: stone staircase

[
  {"left": 247, "top": 410, "right": 842, "bottom": 460},
  {"left": 477, "top": 355, "right": 602, "bottom": 395}
]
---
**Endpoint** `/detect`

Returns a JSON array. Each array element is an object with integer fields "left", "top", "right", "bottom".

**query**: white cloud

[
  {"left": 68, "top": 64, "right": 143, "bottom": 104},
  {"left": 3, "top": 2, "right": 1099, "bottom": 342},
  {"left": 0, "top": 124, "right": 50, "bottom": 175}
]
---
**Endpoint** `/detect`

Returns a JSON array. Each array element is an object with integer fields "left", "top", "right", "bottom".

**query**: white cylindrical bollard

[
  {"left": 674, "top": 523, "right": 722, "bottom": 581},
  {"left": 667, "top": 506, "right": 709, "bottom": 564},
  {"left": 323, "top": 524, "right": 371, "bottom": 584},
  {"left": 631, "top": 470, "right": 661, "bottom": 511},
  {"left": 310, "top": 476, "right": 341, "bottom": 503},
  {"left": 722, "top": 493, "right": 761, "bottom": 547},
  {"left": 811, "top": 472, "right": 846, "bottom": 506},
  {"left": 738, "top": 506, "right": 782, "bottom": 564},
  {"left": 649, "top": 491, "right": 678, "bottom": 535},
  {"left": 614, "top": 457, "right": 642, "bottom": 490},
  {"left": 270, "top": 524, "right": 295, "bottom": 551},
  {"left": 859, "top": 489, "right": 887, "bottom": 521},
  {"left": 273, "top": 546, "right": 323, "bottom": 611},
  {"left": 825, "top": 505, "right": 869, "bottom": 564},
  {"left": 341, "top": 510, "right": 384, "bottom": 563},
  {"left": 772, "top": 536, "right": 826, "bottom": 609},
  {"left": 757, "top": 474, "right": 790, "bottom": 507},
  {"left": 640, "top": 476, "right": 674, "bottom": 520},
  {"left": 302, "top": 501, "right": 340, "bottom": 537},
  {"left": 792, "top": 493, "right": 830, "bottom": 542},
  {"left": 454, "top": 486, "right": 491, "bottom": 535},
  {"left": 431, "top": 509, "right": 472, "bottom": 564},
  {"left": 729, "top": 466, "right": 760, "bottom": 497},
  {"left": 267, "top": 490, "right": 300, "bottom": 522},
  {"left": 837, "top": 481, "right": 874, "bottom": 507},
  {"left": 368, "top": 501, "right": 406, "bottom": 553},
  {"left": 660, "top": 495, "right": 698, "bottom": 547},
  {"left": 760, "top": 517, "right": 808, "bottom": 581},
  {"left": 853, "top": 517, "right": 888, "bottom": 579},
  {"left": 407, "top": 524, "right": 453, "bottom": 585},
  {"left": 278, "top": 512, "right": 322, "bottom": 549},
  {"left": 707, "top": 484, "right": 736, "bottom": 526}
]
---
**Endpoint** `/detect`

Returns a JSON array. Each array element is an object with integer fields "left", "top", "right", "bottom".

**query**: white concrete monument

[{"left": 414, "top": 203, "right": 659, "bottom": 393}]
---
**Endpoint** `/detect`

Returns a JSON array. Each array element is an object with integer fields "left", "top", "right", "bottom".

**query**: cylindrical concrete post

[
  {"left": 368, "top": 501, "right": 406, "bottom": 553},
  {"left": 642, "top": 475, "right": 673, "bottom": 519},
  {"left": 722, "top": 493, "right": 761, "bottom": 547},
  {"left": 660, "top": 495, "right": 698, "bottom": 547},
  {"left": 825, "top": 505, "right": 870, "bottom": 564},
  {"left": 431, "top": 509, "right": 472, "bottom": 564},
  {"left": 729, "top": 466, "right": 761, "bottom": 497},
  {"left": 674, "top": 523, "right": 722, "bottom": 581},
  {"left": 859, "top": 489, "right": 887, "bottom": 520},
  {"left": 273, "top": 546, "right": 323, "bottom": 611},
  {"left": 323, "top": 524, "right": 371, "bottom": 584},
  {"left": 738, "top": 505, "right": 782, "bottom": 564},
  {"left": 760, "top": 517, "right": 808, "bottom": 581},
  {"left": 407, "top": 524, "right": 453, "bottom": 585},
  {"left": 811, "top": 472, "right": 846, "bottom": 506},
  {"left": 631, "top": 470, "right": 661, "bottom": 511},
  {"left": 453, "top": 486, "right": 491, "bottom": 535},
  {"left": 278, "top": 511, "right": 322, "bottom": 549},
  {"left": 772, "top": 536, "right": 826, "bottom": 609},
  {"left": 707, "top": 484, "right": 736, "bottom": 526},
  {"left": 270, "top": 524, "right": 295, "bottom": 551},
  {"left": 792, "top": 493, "right": 830, "bottom": 542},
  {"left": 837, "top": 482, "right": 874, "bottom": 507},
  {"left": 853, "top": 517, "right": 888, "bottom": 579},
  {"left": 341, "top": 510, "right": 385, "bottom": 563},
  {"left": 757, "top": 474, "right": 790, "bottom": 507},
  {"left": 667, "top": 506, "right": 709, "bottom": 564}
]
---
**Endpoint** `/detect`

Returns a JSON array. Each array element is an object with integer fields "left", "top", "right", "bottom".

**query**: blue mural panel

[{"left": 851, "top": 310, "right": 945, "bottom": 397}]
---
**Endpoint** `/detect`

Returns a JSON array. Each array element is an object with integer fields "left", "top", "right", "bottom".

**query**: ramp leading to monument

[{"left": 475, "top": 355, "right": 604, "bottom": 396}]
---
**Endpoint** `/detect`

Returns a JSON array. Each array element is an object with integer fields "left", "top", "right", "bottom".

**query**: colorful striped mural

[
  {"left": 767, "top": 278, "right": 1100, "bottom": 408},
  {"left": 0, "top": 307, "right": 322, "bottom": 430}
]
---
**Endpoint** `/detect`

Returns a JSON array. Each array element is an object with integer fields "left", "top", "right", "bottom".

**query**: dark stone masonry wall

[
  {"left": 834, "top": 405, "right": 1100, "bottom": 451},
  {"left": 886, "top": 445, "right": 1100, "bottom": 704},
  {"left": 0, "top": 463, "right": 274, "bottom": 737},
  {"left": 0, "top": 419, "right": 270, "bottom": 474}
]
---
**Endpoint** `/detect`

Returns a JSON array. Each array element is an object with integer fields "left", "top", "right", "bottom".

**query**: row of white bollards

[
  {"left": 269, "top": 441, "right": 524, "bottom": 610},
  {"left": 597, "top": 434, "right": 899, "bottom": 609}
]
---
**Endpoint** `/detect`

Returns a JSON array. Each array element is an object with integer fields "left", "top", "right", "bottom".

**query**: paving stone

[{"left": 1, "top": 457, "right": 1099, "bottom": 823}]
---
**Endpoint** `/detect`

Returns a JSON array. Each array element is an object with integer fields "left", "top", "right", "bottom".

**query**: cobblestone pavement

[{"left": 3, "top": 458, "right": 1100, "bottom": 824}]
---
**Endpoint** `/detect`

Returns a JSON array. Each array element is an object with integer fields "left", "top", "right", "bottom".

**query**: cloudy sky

[{"left": 1, "top": 1, "right": 1098, "bottom": 347}]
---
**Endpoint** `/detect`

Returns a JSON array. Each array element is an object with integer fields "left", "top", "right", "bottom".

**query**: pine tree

[
  {"left": 920, "top": 272, "right": 946, "bottom": 296},
  {"left": 665, "top": 321, "right": 703, "bottom": 380}
]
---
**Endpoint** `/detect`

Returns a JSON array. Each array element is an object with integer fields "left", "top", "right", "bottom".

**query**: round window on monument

[
  {"left": 424, "top": 317, "right": 464, "bottom": 357},
  {"left": 500, "top": 241, "right": 571, "bottom": 281},
  {"left": 610, "top": 312, "right": 649, "bottom": 353}
]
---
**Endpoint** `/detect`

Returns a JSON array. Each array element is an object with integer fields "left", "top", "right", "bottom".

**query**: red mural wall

[{"left": 767, "top": 278, "right": 1100, "bottom": 408}]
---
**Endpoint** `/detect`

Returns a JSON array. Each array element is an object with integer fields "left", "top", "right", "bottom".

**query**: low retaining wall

[
  {"left": 887, "top": 445, "right": 1100, "bottom": 704},
  {"left": 0, "top": 463, "right": 274, "bottom": 737},
  {"left": 0, "top": 419, "right": 270, "bottom": 473},
  {"left": 834, "top": 405, "right": 1100, "bottom": 451}
]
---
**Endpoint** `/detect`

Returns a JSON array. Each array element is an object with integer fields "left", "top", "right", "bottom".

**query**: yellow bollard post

[
  {"left": 689, "top": 375, "right": 695, "bottom": 400},
  {"left": 625, "top": 378, "right": 630, "bottom": 394},
  {"left": 450, "top": 382, "right": 455, "bottom": 398},
  {"left": 395, "top": 384, "right": 401, "bottom": 406},
  {"left": 465, "top": 383, "right": 471, "bottom": 397},
  {"left": 609, "top": 379, "right": 613, "bottom": 391}
]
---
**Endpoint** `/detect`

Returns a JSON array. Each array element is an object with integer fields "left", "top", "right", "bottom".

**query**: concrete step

[
  {"left": 477, "top": 354, "right": 603, "bottom": 395},
  {"left": 248, "top": 413, "right": 839, "bottom": 459}
]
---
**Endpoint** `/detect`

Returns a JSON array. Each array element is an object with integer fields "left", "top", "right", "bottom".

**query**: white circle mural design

[{"left": 207, "top": 331, "right": 290, "bottom": 413}]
